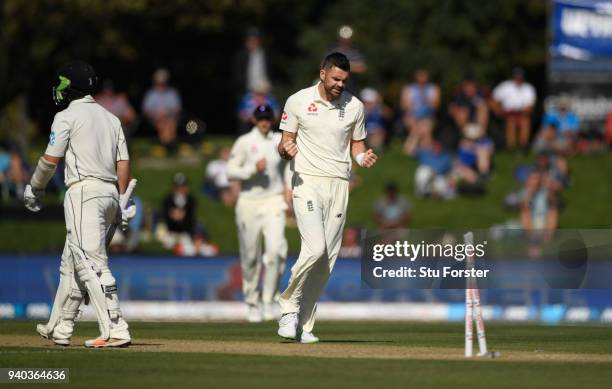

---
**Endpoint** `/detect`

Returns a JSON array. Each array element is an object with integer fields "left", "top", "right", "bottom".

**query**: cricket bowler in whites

[
  {"left": 277, "top": 52, "right": 377, "bottom": 343},
  {"left": 24, "top": 60, "right": 135, "bottom": 348},
  {"left": 227, "top": 105, "right": 289, "bottom": 322}
]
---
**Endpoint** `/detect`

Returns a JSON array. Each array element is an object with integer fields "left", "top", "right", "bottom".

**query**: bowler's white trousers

[
  {"left": 279, "top": 173, "right": 349, "bottom": 332},
  {"left": 235, "top": 194, "right": 288, "bottom": 306}
]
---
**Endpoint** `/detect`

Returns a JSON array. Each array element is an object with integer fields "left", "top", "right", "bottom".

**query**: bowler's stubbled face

[{"left": 321, "top": 66, "right": 349, "bottom": 99}]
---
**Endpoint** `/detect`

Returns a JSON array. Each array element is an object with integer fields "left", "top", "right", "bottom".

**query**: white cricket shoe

[
  {"left": 299, "top": 331, "right": 319, "bottom": 344},
  {"left": 277, "top": 312, "right": 298, "bottom": 339},
  {"left": 84, "top": 321, "right": 132, "bottom": 348},
  {"left": 84, "top": 337, "right": 131, "bottom": 348},
  {"left": 36, "top": 324, "right": 70, "bottom": 346},
  {"left": 247, "top": 304, "right": 263, "bottom": 323},
  {"left": 262, "top": 303, "right": 277, "bottom": 321}
]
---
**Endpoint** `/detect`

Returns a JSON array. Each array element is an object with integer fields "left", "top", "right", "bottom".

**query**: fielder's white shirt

[
  {"left": 279, "top": 83, "right": 366, "bottom": 180},
  {"left": 206, "top": 159, "right": 230, "bottom": 188},
  {"left": 493, "top": 80, "right": 536, "bottom": 111},
  {"left": 227, "top": 127, "right": 285, "bottom": 199},
  {"left": 45, "top": 95, "right": 129, "bottom": 187}
]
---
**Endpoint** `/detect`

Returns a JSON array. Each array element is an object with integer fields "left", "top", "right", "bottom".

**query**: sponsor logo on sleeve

[{"left": 49, "top": 131, "right": 56, "bottom": 146}]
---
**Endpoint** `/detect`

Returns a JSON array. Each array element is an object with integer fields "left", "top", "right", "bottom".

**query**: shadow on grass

[
  {"left": 130, "top": 342, "right": 164, "bottom": 347},
  {"left": 319, "top": 340, "right": 394, "bottom": 344},
  {"left": 279, "top": 340, "right": 394, "bottom": 344}
]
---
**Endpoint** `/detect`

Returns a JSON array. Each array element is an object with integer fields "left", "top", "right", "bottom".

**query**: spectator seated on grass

[
  {"left": 173, "top": 224, "right": 219, "bottom": 257},
  {"left": 156, "top": 173, "right": 197, "bottom": 250},
  {"left": 490, "top": 67, "right": 536, "bottom": 151},
  {"left": 203, "top": 146, "right": 238, "bottom": 206},
  {"left": 400, "top": 68, "right": 440, "bottom": 156},
  {"left": 374, "top": 182, "right": 411, "bottom": 230},
  {"left": 95, "top": 79, "right": 137, "bottom": 136},
  {"left": 448, "top": 77, "right": 490, "bottom": 147},
  {"left": 142, "top": 68, "right": 182, "bottom": 155},
  {"left": 533, "top": 151, "right": 566, "bottom": 193},
  {"left": 453, "top": 124, "right": 494, "bottom": 195},
  {"left": 532, "top": 123, "right": 570, "bottom": 185},
  {"left": 0, "top": 142, "right": 27, "bottom": 202},
  {"left": 520, "top": 154, "right": 562, "bottom": 255},
  {"left": 237, "top": 80, "right": 279, "bottom": 134},
  {"left": 542, "top": 95, "right": 607, "bottom": 155},
  {"left": 542, "top": 95, "right": 578, "bottom": 136},
  {"left": 504, "top": 149, "right": 568, "bottom": 211},
  {"left": 360, "top": 87, "right": 389, "bottom": 154},
  {"left": 414, "top": 140, "right": 455, "bottom": 200}
]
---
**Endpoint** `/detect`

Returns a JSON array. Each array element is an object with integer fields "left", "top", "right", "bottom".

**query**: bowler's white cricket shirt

[
  {"left": 45, "top": 95, "right": 129, "bottom": 187},
  {"left": 227, "top": 127, "right": 285, "bottom": 199},
  {"left": 279, "top": 83, "right": 365, "bottom": 180}
]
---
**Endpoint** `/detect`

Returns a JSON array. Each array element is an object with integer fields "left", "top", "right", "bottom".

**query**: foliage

[
  {"left": 291, "top": 0, "right": 547, "bottom": 103},
  {"left": 1, "top": 0, "right": 546, "bottom": 135}
]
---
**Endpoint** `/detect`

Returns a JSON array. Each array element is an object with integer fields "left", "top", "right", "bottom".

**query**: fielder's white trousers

[
  {"left": 235, "top": 194, "right": 288, "bottom": 306},
  {"left": 279, "top": 173, "right": 349, "bottom": 333}
]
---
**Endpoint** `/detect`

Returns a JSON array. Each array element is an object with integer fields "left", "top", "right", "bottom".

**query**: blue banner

[
  {"left": 552, "top": 0, "right": 612, "bottom": 60},
  {"left": 1, "top": 255, "right": 611, "bottom": 310}
]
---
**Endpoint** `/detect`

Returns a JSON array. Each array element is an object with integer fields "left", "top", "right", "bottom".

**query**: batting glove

[
  {"left": 119, "top": 194, "right": 137, "bottom": 232},
  {"left": 24, "top": 184, "right": 44, "bottom": 212}
]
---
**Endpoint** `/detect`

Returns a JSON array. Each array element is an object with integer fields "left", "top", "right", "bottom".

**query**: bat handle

[{"left": 120, "top": 178, "right": 137, "bottom": 209}]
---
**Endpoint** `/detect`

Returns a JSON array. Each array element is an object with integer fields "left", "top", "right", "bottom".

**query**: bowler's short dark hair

[{"left": 320, "top": 52, "right": 350, "bottom": 72}]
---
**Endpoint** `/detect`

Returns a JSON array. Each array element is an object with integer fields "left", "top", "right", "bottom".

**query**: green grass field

[
  {"left": 2, "top": 137, "right": 612, "bottom": 254},
  {"left": 1, "top": 320, "right": 611, "bottom": 388}
]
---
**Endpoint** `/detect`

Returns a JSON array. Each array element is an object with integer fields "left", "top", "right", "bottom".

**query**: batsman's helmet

[{"left": 52, "top": 60, "right": 98, "bottom": 106}]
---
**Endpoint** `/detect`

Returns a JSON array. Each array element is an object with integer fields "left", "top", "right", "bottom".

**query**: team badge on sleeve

[
  {"left": 49, "top": 131, "right": 56, "bottom": 146},
  {"left": 281, "top": 111, "right": 288, "bottom": 122}
]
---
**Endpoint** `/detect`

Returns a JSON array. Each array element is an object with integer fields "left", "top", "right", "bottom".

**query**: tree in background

[
  {"left": 290, "top": 0, "right": 546, "bottom": 106},
  {"left": 1, "top": 0, "right": 546, "bottom": 139}
]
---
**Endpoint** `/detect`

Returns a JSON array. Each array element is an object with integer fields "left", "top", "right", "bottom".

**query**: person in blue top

[
  {"left": 454, "top": 125, "right": 494, "bottom": 188},
  {"left": 400, "top": 69, "right": 440, "bottom": 156},
  {"left": 237, "top": 80, "right": 280, "bottom": 133},
  {"left": 360, "top": 87, "right": 389, "bottom": 153},
  {"left": 414, "top": 140, "right": 455, "bottom": 199},
  {"left": 541, "top": 95, "right": 580, "bottom": 146}
]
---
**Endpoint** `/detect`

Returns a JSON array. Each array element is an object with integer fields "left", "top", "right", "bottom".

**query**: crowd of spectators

[{"left": 1, "top": 25, "right": 611, "bottom": 257}]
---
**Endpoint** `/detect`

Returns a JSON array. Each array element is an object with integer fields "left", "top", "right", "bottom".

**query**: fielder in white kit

[
  {"left": 277, "top": 52, "right": 377, "bottom": 343},
  {"left": 228, "top": 105, "right": 289, "bottom": 322},
  {"left": 24, "top": 60, "right": 135, "bottom": 348}
]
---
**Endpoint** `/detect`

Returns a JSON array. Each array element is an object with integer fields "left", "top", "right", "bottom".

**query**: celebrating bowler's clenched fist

[
  {"left": 360, "top": 149, "right": 377, "bottom": 168},
  {"left": 279, "top": 139, "right": 298, "bottom": 160}
]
